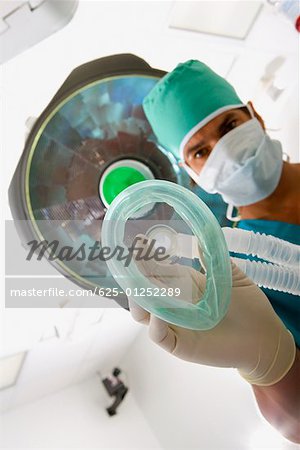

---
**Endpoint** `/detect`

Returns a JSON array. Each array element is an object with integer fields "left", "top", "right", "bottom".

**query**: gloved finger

[
  {"left": 189, "top": 269, "right": 206, "bottom": 298},
  {"left": 148, "top": 314, "right": 177, "bottom": 353},
  {"left": 128, "top": 297, "right": 150, "bottom": 325},
  {"left": 131, "top": 235, "right": 166, "bottom": 285},
  {"left": 131, "top": 234, "right": 158, "bottom": 260},
  {"left": 230, "top": 259, "right": 256, "bottom": 288},
  {"left": 131, "top": 234, "right": 207, "bottom": 302},
  {"left": 134, "top": 255, "right": 164, "bottom": 280},
  {"left": 132, "top": 236, "right": 190, "bottom": 281},
  {"left": 136, "top": 255, "right": 207, "bottom": 303},
  {"left": 137, "top": 258, "right": 182, "bottom": 285},
  {"left": 132, "top": 234, "right": 170, "bottom": 273}
]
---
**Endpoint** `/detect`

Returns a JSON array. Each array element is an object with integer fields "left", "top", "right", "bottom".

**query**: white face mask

[{"left": 183, "top": 118, "right": 283, "bottom": 208}]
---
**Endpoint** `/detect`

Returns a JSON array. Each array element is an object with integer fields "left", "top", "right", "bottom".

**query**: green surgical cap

[{"left": 143, "top": 60, "right": 244, "bottom": 158}]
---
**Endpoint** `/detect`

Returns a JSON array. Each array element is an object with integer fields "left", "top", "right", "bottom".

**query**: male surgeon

[{"left": 130, "top": 60, "right": 300, "bottom": 443}]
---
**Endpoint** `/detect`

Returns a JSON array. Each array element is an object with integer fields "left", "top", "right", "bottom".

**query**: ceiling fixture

[
  {"left": 0, "top": 0, "right": 78, "bottom": 64},
  {"left": 169, "top": 1, "right": 263, "bottom": 40}
]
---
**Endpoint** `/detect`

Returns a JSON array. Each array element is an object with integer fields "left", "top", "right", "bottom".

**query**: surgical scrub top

[{"left": 235, "top": 219, "right": 300, "bottom": 349}]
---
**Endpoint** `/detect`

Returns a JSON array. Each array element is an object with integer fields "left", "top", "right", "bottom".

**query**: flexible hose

[
  {"left": 222, "top": 227, "right": 300, "bottom": 269},
  {"left": 231, "top": 257, "right": 300, "bottom": 296},
  {"left": 148, "top": 228, "right": 300, "bottom": 294}
]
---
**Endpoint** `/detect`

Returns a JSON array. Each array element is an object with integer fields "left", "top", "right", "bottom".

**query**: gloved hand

[{"left": 129, "top": 236, "right": 296, "bottom": 386}]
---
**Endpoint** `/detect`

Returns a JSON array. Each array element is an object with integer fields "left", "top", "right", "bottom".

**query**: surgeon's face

[{"left": 183, "top": 106, "right": 252, "bottom": 174}]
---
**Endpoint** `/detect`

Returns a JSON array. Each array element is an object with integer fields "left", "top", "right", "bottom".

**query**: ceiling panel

[{"left": 169, "top": 1, "right": 263, "bottom": 39}]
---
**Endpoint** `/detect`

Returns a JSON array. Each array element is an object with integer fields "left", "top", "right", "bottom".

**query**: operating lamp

[{"left": 9, "top": 54, "right": 231, "bottom": 310}]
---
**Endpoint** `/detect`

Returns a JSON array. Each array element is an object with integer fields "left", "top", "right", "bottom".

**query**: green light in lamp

[
  {"left": 99, "top": 159, "right": 154, "bottom": 208},
  {"left": 103, "top": 166, "right": 146, "bottom": 205}
]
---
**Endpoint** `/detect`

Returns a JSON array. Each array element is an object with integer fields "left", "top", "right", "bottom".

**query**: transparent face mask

[{"left": 101, "top": 180, "right": 232, "bottom": 330}]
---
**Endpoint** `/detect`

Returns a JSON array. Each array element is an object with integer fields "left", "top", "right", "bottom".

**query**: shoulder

[{"left": 237, "top": 219, "right": 300, "bottom": 245}]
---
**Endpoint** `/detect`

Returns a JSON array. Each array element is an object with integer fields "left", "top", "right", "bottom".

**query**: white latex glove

[{"left": 129, "top": 237, "right": 296, "bottom": 386}]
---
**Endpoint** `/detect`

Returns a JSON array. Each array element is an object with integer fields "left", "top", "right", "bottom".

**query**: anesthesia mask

[{"left": 102, "top": 180, "right": 232, "bottom": 330}]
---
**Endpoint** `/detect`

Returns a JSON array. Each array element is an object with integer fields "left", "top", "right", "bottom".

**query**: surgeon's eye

[
  {"left": 194, "top": 148, "right": 209, "bottom": 159},
  {"left": 224, "top": 120, "right": 238, "bottom": 133}
]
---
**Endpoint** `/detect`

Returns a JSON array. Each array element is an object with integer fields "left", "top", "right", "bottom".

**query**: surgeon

[{"left": 129, "top": 60, "right": 300, "bottom": 443}]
